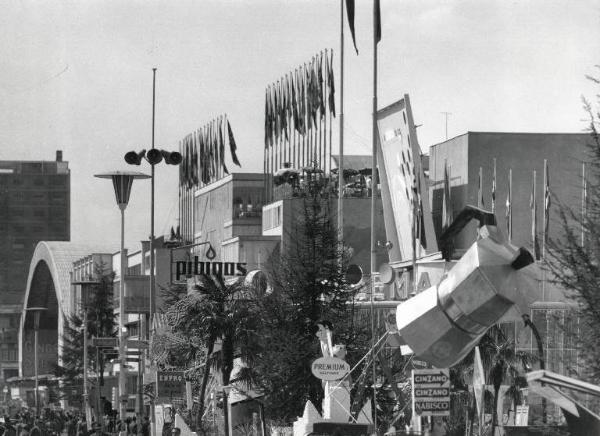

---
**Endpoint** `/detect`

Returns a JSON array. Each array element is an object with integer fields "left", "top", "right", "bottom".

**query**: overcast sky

[{"left": 0, "top": 0, "right": 598, "bottom": 250}]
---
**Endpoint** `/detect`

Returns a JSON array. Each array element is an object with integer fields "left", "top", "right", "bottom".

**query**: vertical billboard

[{"left": 376, "top": 94, "right": 437, "bottom": 262}]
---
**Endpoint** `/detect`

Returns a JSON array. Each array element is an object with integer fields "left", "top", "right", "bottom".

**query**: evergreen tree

[
  {"left": 54, "top": 267, "right": 116, "bottom": 405},
  {"left": 252, "top": 188, "right": 370, "bottom": 422},
  {"left": 548, "top": 72, "right": 600, "bottom": 382}
]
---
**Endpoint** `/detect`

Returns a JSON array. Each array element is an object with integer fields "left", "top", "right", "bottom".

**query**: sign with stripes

[{"left": 412, "top": 368, "right": 451, "bottom": 416}]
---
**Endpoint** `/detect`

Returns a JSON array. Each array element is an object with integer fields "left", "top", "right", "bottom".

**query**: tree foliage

[
  {"left": 251, "top": 191, "right": 370, "bottom": 422},
  {"left": 547, "top": 70, "right": 600, "bottom": 382},
  {"left": 54, "top": 267, "right": 116, "bottom": 403}
]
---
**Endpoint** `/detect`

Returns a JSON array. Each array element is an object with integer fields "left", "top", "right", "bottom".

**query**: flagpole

[
  {"left": 370, "top": 1, "right": 379, "bottom": 432},
  {"left": 338, "top": 0, "right": 345, "bottom": 242},
  {"left": 542, "top": 159, "right": 547, "bottom": 300},
  {"left": 492, "top": 158, "right": 496, "bottom": 214},
  {"left": 582, "top": 162, "right": 586, "bottom": 247},
  {"left": 508, "top": 168, "right": 512, "bottom": 243}
]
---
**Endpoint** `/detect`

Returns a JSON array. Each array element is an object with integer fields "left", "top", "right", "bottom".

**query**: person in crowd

[
  {"left": 67, "top": 415, "right": 77, "bottom": 436},
  {"left": 141, "top": 416, "right": 150, "bottom": 436},
  {"left": 171, "top": 428, "right": 181, "bottom": 436},
  {"left": 76, "top": 417, "right": 87, "bottom": 436},
  {"left": 128, "top": 417, "right": 137, "bottom": 435},
  {"left": 28, "top": 421, "right": 40, "bottom": 436}
]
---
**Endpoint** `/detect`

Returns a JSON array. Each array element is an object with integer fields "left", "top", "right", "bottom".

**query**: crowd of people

[{"left": 0, "top": 409, "right": 153, "bottom": 436}]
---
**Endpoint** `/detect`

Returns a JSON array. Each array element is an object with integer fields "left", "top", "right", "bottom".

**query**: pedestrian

[
  {"left": 76, "top": 417, "right": 87, "bottom": 436},
  {"left": 141, "top": 417, "right": 149, "bottom": 436},
  {"left": 128, "top": 418, "right": 136, "bottom": 435}
]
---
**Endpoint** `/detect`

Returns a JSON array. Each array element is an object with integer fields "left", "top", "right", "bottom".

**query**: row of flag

[
  {"left": 442, "top": 159, "right": 553, "bottom": 260},
  {"left": 264, "top": 49, "right": 336, "bottom": 149},
  {"left": 179, "top": 115, "right": 241, "bottom": 188}
]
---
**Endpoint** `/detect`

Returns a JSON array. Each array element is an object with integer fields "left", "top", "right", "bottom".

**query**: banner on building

[{"left": 376, "top": 95, "right": 438, "bottom": 263}]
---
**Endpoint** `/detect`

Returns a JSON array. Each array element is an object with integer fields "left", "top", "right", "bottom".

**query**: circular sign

[
  {"left": 311, "top": 357, "right": 351, "bottom": 381},
  {"left": 345, "top": 264, "right": 363, "bottom": 285}
]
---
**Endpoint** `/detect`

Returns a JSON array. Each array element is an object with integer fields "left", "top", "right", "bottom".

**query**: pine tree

[
  {"left": 54, "top": 267, "right": 116, "bottom": 406},
  {"left": 548, "top": 71, "right": 600, "bottom": 382},
  {"left": 251, "top": 188, "right": 370, "bottom": 422}
]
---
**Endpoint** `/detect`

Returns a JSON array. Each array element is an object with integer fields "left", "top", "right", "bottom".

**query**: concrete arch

[{"left": 18, "top": 241, "right": 114, "bottom": 377}]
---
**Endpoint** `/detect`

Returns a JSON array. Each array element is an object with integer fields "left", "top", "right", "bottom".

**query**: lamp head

[{"left": 95, "top": 171, "right": 150, "bottom": 208}]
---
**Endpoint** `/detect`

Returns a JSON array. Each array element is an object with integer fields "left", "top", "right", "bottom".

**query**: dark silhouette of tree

[
  {"left": 251, "top": 189, "right": 370, "bottom": 422},
  {"left": 54, "top": 267, "right": 116, "bottom": 407},
  {"left": 547, "top": 70, "right": 600, "bottom": 383}
]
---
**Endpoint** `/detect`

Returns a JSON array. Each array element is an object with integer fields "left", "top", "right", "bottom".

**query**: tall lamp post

[
  {"left": 95, "top": 171, "right": 150, "bottom": 420},
  {"left": 73, "top": 280, "right": 101, "bottom": 429},
  {"left": 124, "top": 69, "right": 182, "bottom": 436},
  {"left": 26, "top": 306, "right": 47, "bottom": 417}
]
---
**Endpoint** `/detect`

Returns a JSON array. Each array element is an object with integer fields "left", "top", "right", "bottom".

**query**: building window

[
  {"left": 50, "top": 177, "right": 66, "bottom": 186},
  {"left": 33, "top": 177, "right": 45, "bottom": 186}
]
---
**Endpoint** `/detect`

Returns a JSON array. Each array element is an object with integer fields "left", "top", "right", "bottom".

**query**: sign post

[{"left": 412, "top": 368, "right": 451, "bottom": 417}]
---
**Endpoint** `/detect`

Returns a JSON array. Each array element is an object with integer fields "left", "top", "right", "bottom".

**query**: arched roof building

[{"left": 18, "top": 241, "right": 114, "bottom": 377}]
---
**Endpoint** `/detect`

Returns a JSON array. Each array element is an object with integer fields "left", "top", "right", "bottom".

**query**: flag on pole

[
  {"left": 491, "top": 159, "right": 497, "bottom": 214},
  {"left": 328, "top": 50, "right": 335, "bottom": 117},
  {"left": 478, "top": 167, "right": 484, "bottom": 208},
  {"left": 374, "top": 0, "right": 381, "bottom": 44},
  {"left": 530, "top": 170, "right": 539, "bottom": 260},
  {"left": 219, "top": 117, "right": 228, "bottom": 175},
  {"left": 345, "top": 0, "right": 359, "bottom": 54},
  {"left": 442, "top": 161, "right": 452, "bottom": 231},
  {"left": 506, "top": 168, "right": 512, "bottom": 242},
  {"left": 544, "top": 160, "right": 550, "bottom": 244},
  {"left": 227, "top": 119, "right": 241, "bottom": 167},
  {"left": 473, "top": 346, "right": 485, "bottom": 421}
]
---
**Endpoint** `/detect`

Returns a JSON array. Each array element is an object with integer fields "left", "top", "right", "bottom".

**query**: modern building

[
  {"left": 0, "top": 151, "right": 70, "bottom": 388},
  {"left": 426, "top": 132, "right": 589, "bottom": 422}
]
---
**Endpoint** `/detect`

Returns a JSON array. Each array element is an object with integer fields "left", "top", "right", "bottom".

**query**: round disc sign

[{"left": 311, "top": 357, "right": 350, "bottom": 381}]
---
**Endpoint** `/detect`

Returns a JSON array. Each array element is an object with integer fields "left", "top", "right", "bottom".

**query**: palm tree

[
  {"left": 479, "top": 325, "right": 533, "bottom": 435},
  {"left": 165, "top": 274, "right": 260, "bottom": 431},
  {"left": 452, "top": 324, "right": 535, "bottom": 436}
]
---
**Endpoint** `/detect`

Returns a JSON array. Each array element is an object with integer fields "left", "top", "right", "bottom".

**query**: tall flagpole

[
  {"left": 338, "top": 0, "right": 345, "bottom": 242},
  {"left": 508, "top": 168, "right": 512, "bottom": 243},
  {"left": 542, "top": 159, "right": 547, "bottom": 300},
  {"left": 582, "top": 162, "right": 586, "bottom": 247},
  {"left": 370, "top": 0, "right": 379, "bottom": 432}
]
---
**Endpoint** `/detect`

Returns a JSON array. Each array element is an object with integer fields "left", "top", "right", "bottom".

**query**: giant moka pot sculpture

[{"left": 396, "top": 206, "right": 538, "bottom": 368}]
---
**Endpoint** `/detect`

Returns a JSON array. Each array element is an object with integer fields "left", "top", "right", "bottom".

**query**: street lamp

[
  {"left": 73, "top": 280, "right": 101, "bottom": 430},
  {"left": 25, "top": 306, "right": 47, "bottom": 417},
  {"left": 95, "top": 171, "right": 150, "bottom": 420},
  {"left": 124, "top": 68, "right": 182, "bottom": 436}
]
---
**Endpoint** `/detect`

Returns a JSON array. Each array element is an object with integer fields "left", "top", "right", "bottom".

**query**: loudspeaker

[{"left": 124, "top": 150, "right": 146, "bottom": 165}]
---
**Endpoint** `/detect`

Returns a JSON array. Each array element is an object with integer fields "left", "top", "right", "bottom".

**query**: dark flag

[
  {"left": 292, "top": 72, "right": 299, "bottom": 132},
  {"left": 227, "top": 119, "right": 241, "bottom": 167},
  {"left": 345, "top": 0, "right": 359, "bottom": 54},
  {"left": 328, "top": 50, "right": 335, "bottom": 117},
  {"left": 374, "top": 0, "right": 381, "bottom": 44},
  {"left": 318, "top": 52, "right": 325, "bottom": 117},
  {"left": 264, "top": 88, "right": 269, "bottom": 149},
  {"left": 219, "top": 117, "right": 228, "bottom": 175},
  {"left": 530, "top": 171, "right": 540, "bottom": 260},
  {"left": 544, "top": 160, "right": 550, "bottom": 243},
  {"left": 442, "top": 161, "right": 452, "bottom": 231}
]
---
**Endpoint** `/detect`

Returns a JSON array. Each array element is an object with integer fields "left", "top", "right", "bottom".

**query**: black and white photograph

[{"left": 0, "top": 1, "right": 599, "bottom": 435}]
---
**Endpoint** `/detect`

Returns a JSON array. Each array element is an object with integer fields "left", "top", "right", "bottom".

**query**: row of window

[
  {"left": 0, "top": 208, "right": 68, "bottom": 218},
  {"left": 0, "top": 176, "right": 67, "bottom": 186}
]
